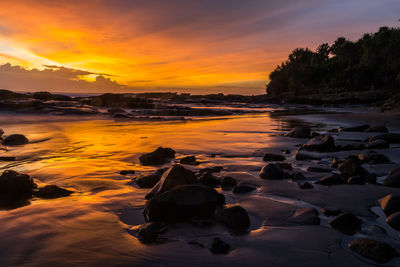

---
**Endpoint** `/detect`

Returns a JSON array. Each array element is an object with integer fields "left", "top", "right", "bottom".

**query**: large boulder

[
  {"left": 358, "top": 151, "right": 390, "bottom": 164},
  {"left": 215, "top": 205, "right": 250, "bottom": 232},
  {"left": 145, "top": 164, "right": 197, "bottom": 199},
  {"left": 349, "top": 238, "right": 398, "bottom": 264},
  {"left": 262, "top": 153, "right": 285, "bottom": 162},
  {"left": 143, "top": 185, "right": 224, "bottom": 223},
  {"left": 34, "top": 185, "right": 72, "bottom": 199},
  {"left": 302, "top": 136, "right": 335, "bottom": 152},
  {"left": 259, "top": 163, "right": 283, "bottom": 179},
  {"left": 338, "top": 158, "right": 369, "bottom": 179},
  {"left": 0, "top": 170, "right": 37, "bottom": 200},
  {"left": 386, "top": 211, "right": 400, "bottom": 231},
  {"left": 139, "top": 147, "right": 175, "bottom": 166},
  {"left": 3, "top": 134, "right": 29, "bottom": 146},
  {"left": 329, "top": 213, "right": 362, "bottom": 235},
  {"left": 379, "top": 194, "right": 400, "bottom": 216},
  {"left": 382, "top": 167, "right": 400, "bottom": 188},
  {"left": 315, "top": 174, "right": 346, "bottom": 186},
  {"left": 369, "top": 133, "right": 400, "bottom": 144},
  {"left": 290, "top": 208, "right": 320, "bottom": 225},
  {"left": 285, "top": 126, "right": 311, "bottom": 138}
]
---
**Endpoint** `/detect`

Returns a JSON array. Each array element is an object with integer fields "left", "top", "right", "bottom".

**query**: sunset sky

[{"left": 0, "top": 0, "right": 399, "bottom": 94}]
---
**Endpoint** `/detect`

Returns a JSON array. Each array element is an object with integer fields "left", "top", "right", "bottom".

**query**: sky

[{"left": 0, "top": 0, "right": 399, "bottom": 95}]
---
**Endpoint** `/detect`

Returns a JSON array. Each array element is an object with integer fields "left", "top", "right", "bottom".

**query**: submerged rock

[
  {"left": 290, "top": 208, "right": 320, "bottom": 225},
  {"left": 139, "top": 147, "right": 175, "bottom": 165},
  {"left": 143, "top": 185, "right": 224, "bottom": 223},
  {"left": 34, "top": 185, "right": 72, "bottom": 199},
  {"left": 210, "top": 237, "right": 230, "bottom": 254},
  {"left": 145, "top": 164, "right": 197, "bottom": 200},
  {"left": 259, "top": 163, "right": 283, "bottom": 179},
  {"left": 366, "top": 139, "right": 390, "bottom": 149},
  {"left": 382, "top": 167, "right": 400, "bottom": 188},
  {"left": 215, "top": 205, "right": 250, "bottom": 232},
  {"left": 358, "top": 151, "right": 390, "bottom": 164},
  {"left": 221, "top": 176, "right": 237, "bottom": 191},
  {"left": 136, "top": 222, "right": 167, "bottom": 244},
  {"left": 316, "top": 174, "right": 346, "bottom": 186},
  {"left": 262, "top": 153, "right": 285, "bottom": 162},
  {"left": 379, "top": 194, "right": 400, "bottom": 216},
  {"left": 386, "top": 212, "right": 400, "bottom": 231},
  {"left": 285, "top": 126, "right": 311, "bottom": 138},
  {"left": 199, "top": 172, "right": 220, "bottom": 188},
  {"left": 3, "top": 134, "right": 29, "bottom": 146},
  {"left": 329, "top": 213, "right": 362, "bottom": 235},
  {"left": 0, "top": 170, "right": 37, "bottom": 200},
  {"left": 349, "top": 238, "right": 398, "bottom": 264},
  {"left": 303, "top": 136, "right": 335, "bottom": 152},
  {"left": 233, "top": 182, "right": 257, "bottom": 194},
  {"left": 180, "top": 156, "right": 199, "bottom": 165}
]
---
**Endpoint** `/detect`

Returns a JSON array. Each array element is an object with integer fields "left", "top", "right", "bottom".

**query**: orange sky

[{"left": 0, "top": 0, "right": 398, "bottom": 94}]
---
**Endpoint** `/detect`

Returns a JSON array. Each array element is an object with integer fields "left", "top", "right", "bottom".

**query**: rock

[
  {"left": 365, "top": 173, "right": 377, "bottom": 184},
  {"left": 329, "top": 213, "right": 362, "bottom": 235},
  {"left": 215, "top": 205, "right": 250, "bottom": 232},
  {"left": 379, "top": 194, "right": 400, "bottom": 216},
  {"left": 0, "top": 156, "right": 16, "bottom": 161},
  {"left": 34, "top": 185, "right": 72, "bottom": 199},
  {"left": 221, "top": 177, "right": 237, "bottom": 191},
  {"left": 233, "top": 183, "right": 257, "bottom": 194},
  {"left": 120, "top": 170, "right": 135, "bottom": 175},
  {"left": 262, "top": 153, "right": 285, "bottom": 162},
  {"left": 336, "top": 143, "right": 365, "bottom": 151},
  {"left": 3, "top": 134, "right": 29, "bottom": 146},
  {"left": 321, "top": 208, "right": 343, "bottom": 217},
  {"left": 290, "top": 208, "right": 320, "bottom": 225},
  {"left": 338, "top": 158, "right": 369, "bottom": 179},
  {"left": 199, "top": 172, "right": 220, "bottom": 188},
  {"left": 133, "top": 171, "right": 164, "bottom": 188},
  {"left": 137, "top": 222, "right": 167, "bottom": 244},
  {"left": 198, "top": 166, "right": 223, "bottom": 174},
  {"left": 358, "top": 151, "right": 390, "bottom": 164},
  {"left": 290, "top": 172, "right": 306, "bottom": 180},
  {"left": 259, "top": 164, "right": 283, "bottom": 179},
  {"left": 282, "top": 149, "right": 291, "bottom": 154},
  {"left": 210, "top": 237, "right": 230, "bottom": 254},
  {"left": 0, "top": 170, "right": 37, "bottom": 200},
  {"left": 306, "top": 166, "right": 332, "bottom": 173},
  {"left": 310, "top": 132, "right": 320, "bottom": 137},
  {"left": 33, "top": 91, "right": 53, "bottom": 101},
  {"left": 295, "top": 151, "right": 321, "bottom": 161},
  {"left": 316, "top": 174, "right": 346, "bottom": 186},
  {"left": 277, "top": 162, "right": 292, "bottom": 170},
  {"left": 143, "top": 185, "right": 224, "bottom": 223},
  {"left": 285, "top": 126, "right": 311, "bottom": 138},
  {"left": 382, "top": 167, "right": 400, "bottom": 188},
  {"left": 139, "top": 147, "right": 175, "bottom": 166},
  {"left": 338, "top": 124, "right": 370, "bottom": 132},
  {"left": 347, "top": 175, "right": 366, "bottom": 185},
  {"left": 366, "top": 139, "right": 390, "bottom": 149},
  {"left": 145, "top": 164, "right": 197, "bottom": 200},
  {"left": 349, "top": 238, "right": 398, "bottom": 264},
  {"left": 180, "top": 156, "right": 199, "bottom": 165},
  {"left": 331, "top": 157, "right": 342, "bottom": 168},
  {"left": 303, "top": 136, "right": 335, "bottom": 152},
  {"left": 364, "top": 126, "right": 388, "bottom": 133},
  {"left": 369, "top": 133, "right": 400, "bottom": 144},
  {"left": 386, "top": 211, "right": 400, "bottom": 231},
  {"left": 298, "top": 182, "right": 313, "bottom": 189}
]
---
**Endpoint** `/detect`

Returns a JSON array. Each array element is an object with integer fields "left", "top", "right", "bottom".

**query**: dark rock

[
  {"left": 282, "top": 149, "right": 291, "bottom": 154},
  {"left": 364, "top": 126, "right": 388, "bottom": 133},
  {"left": 365, "top": 173, "right": 377, "bottom": 184},
  {"left": 382, "top": 167, "right": 400, "bottom": 188},
  {"left": 349, "top": 238, "right": 398, "bottom": 264},
  {"left": 139, "top": 147, "right": 175, "bottom": 166},
  {"left": 120, "top": 170, "right": 135, "bottom": 175},
  {"left": 338, "top": 124, "right": 370, "bottom": 132},
  {"left": 215, "top": 205, "right": 250, "bottom": 232},
  {"left": 331, "top": 157, "right": 342, "bottom": 168},
  {"left": 338, "top": 158, "right": 369, "bottom": 179},
  {"left": 310, "top": 132, "right": 320, "bottom": 137},
  {"left": 0, "top": 170, "right": 37, "bottom": 200},
  {"left": 0, "top": 156, "right": 16, "bottom": 161},
  {"left": 285, "top": 126, "right": 311, "bottom": 138},
  {"left": 321, "top": 208, "right": 343, "bottom": 217},
  {"left": 306, "top": 166, "right": 332, "bottom": 173},
  {"left": 316, "top": 174, "right": 346, "bottom": 186},
  {"left": 366, "top": 139, "right": 390, "bottom": 149},
  {"left": 295, "top": 151, "right": 321, "bottom": 161},
  {"left": 298, "top": 182, "right": 313, "bottom": 189},
  {"left": 358, "top": 151, "right": 390, "bottom": 164},
  {"left": 262, "top": 153, "right": 285, "bottom": 162},
  {"left": 379, "top": 194, "right": 400, "bottom": 216},
  {"left": 336, "top": 143, "right": 365, "bottom": 151},
  {"left": 143, "top": 185, "right": 224, "bottom": 223},
  {"left": 303, "top": 136, "right": 335, "bottom": 152},
  {"left": 210, "top": 237, "right": 230, "bottom": 254},
  {"left": 137, "top": 222, "right": 167, "bottom": 244},
  {"left": 347, "top": 175, "right": 366, "bottom": 185},
  {"left": 145, "top": 164, "right": 197, "bottom": 200},
  {"left": 290, "top": 172, "right": 306, "bottom": 180},
  {"left": 199, "top": 172, "right": 220, "bottom": 188},
  {"left": 198, "top": 166, "right": 223, "bottom": 174},
  {"left": 329, "top": 213, "right": 362, "bottom": 235},
  {"left": 180, "top": 156, "right": 199, "bottom": 165},
  {"left": 3, "top": 134, "right": 29, "bottom": 146},
  {"left": 113, "top": 113, "right": 131, "bottom": 119},
  {"left": 277, "top": 162, "right": 292, "bottom": 170},
  {"left": 259, "top": 163, "right": 283, "bottom": 179},
  {"left": 290, "top": 208, "right": 320, "bottom": 225},
  {"left": 386, "top": 212, "right": 400, "bottom": 231},
  {"left": 233, "top": 183, "right": 257, "bottom": 194},
  {"left": 34, "top": 185, "right": 72, "bottom": 199},
  {"left": 33, "top": 91, "right": 53, "bottom": 101},
  {"left": 369, "top": 133, "right": 400, "bottom": 144},
  {"left": 221, "top": 176, "right": 237, "bottom": 191},
  {"left": 133, "top": 171, "right": 164, "bottom": 188},
  {"left": 107, "top": 108, "right": 126, "bottom": 114}
]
